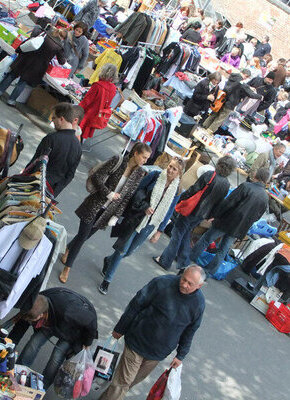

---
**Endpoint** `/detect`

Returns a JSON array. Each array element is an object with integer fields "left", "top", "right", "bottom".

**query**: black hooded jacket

[{"left": 224, "top": 73, "right": 262, "bottom": 110}]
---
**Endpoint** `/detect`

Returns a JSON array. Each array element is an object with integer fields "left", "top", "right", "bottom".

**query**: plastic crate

[{"left": 266, "top": 301, "right": 290, "bottom": 334}]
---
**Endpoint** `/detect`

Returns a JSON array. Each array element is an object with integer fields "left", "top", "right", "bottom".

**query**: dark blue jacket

[{"left": 114, "top": 275, "right": 205, "bottom": 361}]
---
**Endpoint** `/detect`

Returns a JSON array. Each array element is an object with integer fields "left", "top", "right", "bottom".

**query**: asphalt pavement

[{"left": 1, "top": 98, "right": 289, "bottom": 400}]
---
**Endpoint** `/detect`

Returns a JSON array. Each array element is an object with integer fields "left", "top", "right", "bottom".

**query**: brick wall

[{"left": 211, "top": 0, "right": 290, "bottom": 59}]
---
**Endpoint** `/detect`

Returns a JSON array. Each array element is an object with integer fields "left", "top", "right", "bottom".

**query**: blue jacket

[{"left": 114, "top": 275, "right": 205, "bottom": 361}]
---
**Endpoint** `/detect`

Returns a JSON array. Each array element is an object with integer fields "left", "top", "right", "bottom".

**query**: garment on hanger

[
  {"left": 89, "top": 48, "right": 122, "bottom": 84},
  {"left": 0, "top": 221, "right": 53, "bottom": 318}
]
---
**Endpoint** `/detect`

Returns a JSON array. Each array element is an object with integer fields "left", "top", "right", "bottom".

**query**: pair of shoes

[
  {"left": 177, "top": 268, "right": 185, "bottom": 276},
  {"left": 101, "top": 257, "right": 109, "bottom": 277},
  {"left": 152, "top": 256, "right": 169, "bottom": 271},
  {"left": 99, "top": 280, "right": 110, "bottom": 295},
  {"left": 59, "top": 266, "right": 70, "bottom": 283},
  {"left": 6, "top": 99, "right": 16, "bottom": 107},
  {"left": 60, "top": 248, "right": 69, "bottom": 265}
]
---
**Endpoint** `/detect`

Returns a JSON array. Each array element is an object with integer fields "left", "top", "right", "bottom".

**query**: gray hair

[
  {"left": 255, "top": 167, "right": 270, "bottom": 184},
  {"left": 99, "top": 63, "right": 118, "bottom": 82},
  {"left": 184, "top": 265, "right": 206, "bottom": 284},
  {"left": 274, "top": 143, "right": 286, "bottom": 150},
  {"left": 216, "top": 155, "right": 237, "bottom": 177},
  {"left": 208, "top": 71, "right": 222, "bottom": 83}
]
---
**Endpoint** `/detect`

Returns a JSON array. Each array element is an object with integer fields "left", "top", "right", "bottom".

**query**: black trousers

[{"left": 66, "top": 209, "right": 104, "bottom": 268}]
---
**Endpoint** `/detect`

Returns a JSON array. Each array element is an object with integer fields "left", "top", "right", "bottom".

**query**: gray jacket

[{"left": 63, "top": 33, "right": 89, "bottom": 76}]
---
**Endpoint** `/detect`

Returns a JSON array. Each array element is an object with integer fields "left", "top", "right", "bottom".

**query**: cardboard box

[
  {"left": 251, "top": 286, "right": 283, "bottom": 315},
  {"left": 14, "top": 365, "right": 45, "bottom": 400},
  {"left": 27, "top": 86, "right": 59, "bottom": 120},
  {"left": 81, "top": 66, "right": 94, "bottom": 80},
  {"left": 0, "top": 24, "right": 17, "bottom": 45}
]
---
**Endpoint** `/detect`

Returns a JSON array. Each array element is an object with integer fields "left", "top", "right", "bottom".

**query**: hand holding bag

[
  {"left": 175, "top": 172, "right": 216, "bottom": 216},
  {"left": 163, "top": 365, "right": 182, "bottom": 400}
]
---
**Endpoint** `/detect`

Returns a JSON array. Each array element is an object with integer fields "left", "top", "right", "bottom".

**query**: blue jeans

[
  {"left": 105, "top": 225, "right": 155, "bottom": 282},
  {"left": 190, "top": 227, "right": 235, "bottom": 275},
  {"left": 17, "top": 328, "right": 72, "bottom": 389},
  {"left": 0, "top": 71, "right": 28, "bottom": 102},
  {"left": 160, "top": 214, "right": 203, "bottom": 270}
]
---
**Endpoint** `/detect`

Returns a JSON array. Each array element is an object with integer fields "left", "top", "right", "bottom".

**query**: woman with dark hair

[
  {"left": 64, "top": 22, "right": 89, "bottom": 77},
  {"left": 153, "top": 155, "right": 237, "bottom": 272},
  {"left": 99, "top": 157, "right": 185, "bottom": 294},
  {"left": 181, "top": 21, "right": 202, "bottom": 44},
  {"left": 59, "top": 142, "right": 152, "bottom": 283}
]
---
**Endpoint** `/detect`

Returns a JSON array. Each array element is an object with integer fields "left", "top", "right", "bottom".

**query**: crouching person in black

[{"left": 9, "top": 288, "right": 98, "bottom": 389}]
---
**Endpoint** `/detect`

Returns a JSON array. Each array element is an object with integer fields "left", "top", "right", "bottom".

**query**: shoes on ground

[
  {"left": 6, "top": 99, "right": 16, "bottom": 107},
  {"left": 152, "top": 256, "right": 169, "bottom": 271},
  {"left": 99, "top": 280, "right": 110, "bottom": 295}
]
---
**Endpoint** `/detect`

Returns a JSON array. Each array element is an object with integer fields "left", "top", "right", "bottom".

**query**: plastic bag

[
  {"left": 196, "top": 252, "right": 238, "bottom": 280},
  {"left": 20, "top": 34, "right": 45, "bottom": 53},
  {"left": 163, "top": 365, "right": 182, "bottom": 400},
  {"left": 146, "top": 368, "right": 171, "bottom": 400},
  {"left": 0, "top": 55, "right": 15, "bottom": 81},
  {"left": 54, "top": 348, "right": 95, "bottom": 399}
]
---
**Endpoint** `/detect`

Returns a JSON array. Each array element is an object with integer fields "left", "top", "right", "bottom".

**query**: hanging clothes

[
  {"left": 115, "top": 12, "right": 148, "bottom": 46},
  {"left": 0, "top": 221, "right": 53, "bottom": 318},
  {"left": 89, "top": 48, "right": 122, "bottom": 84}
]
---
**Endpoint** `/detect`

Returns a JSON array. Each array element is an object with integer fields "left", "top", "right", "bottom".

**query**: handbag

[
  {"left": 93, "top": 338, "right": 119, "bottom": 383},
  {"left": 210, "top": 90, "right": 226, "bottom": 112},
  {"left": 146, "top": 368, "right": 172, "bottom": 400},
  {"left": 86, "top": 155, "right": 123, "bottom": 193},
  {"left": 20, "top": 33, "right": 45, "bottom": 53},
  {"left": 175, "top": 172, "right": 216, "bottom": 216}
]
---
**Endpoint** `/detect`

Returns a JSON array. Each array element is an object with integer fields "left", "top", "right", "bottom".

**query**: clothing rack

[
  {"left": 138, "top": 41, "right": 162, "bottom": 48},
  {"left": 39, "top": 155, "right": 48, "bottom": 214}
]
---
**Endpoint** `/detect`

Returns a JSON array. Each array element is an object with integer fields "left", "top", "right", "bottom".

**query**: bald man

[{"left": 100, "top": 266, "right": 206, "bottom": 400}]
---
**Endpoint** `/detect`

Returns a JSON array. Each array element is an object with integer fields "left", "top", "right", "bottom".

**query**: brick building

[{"left": 211, "top": 0, "right": 290, "bottom": 59}]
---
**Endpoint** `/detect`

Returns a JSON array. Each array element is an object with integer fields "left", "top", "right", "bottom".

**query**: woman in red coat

[{"left": 80, "top": 63, "right": 117, "bottom": 141}]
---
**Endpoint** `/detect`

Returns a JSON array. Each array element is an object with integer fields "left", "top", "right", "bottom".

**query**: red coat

[{"left": 80, "top": 80, "right": 116, "bottom": 139}]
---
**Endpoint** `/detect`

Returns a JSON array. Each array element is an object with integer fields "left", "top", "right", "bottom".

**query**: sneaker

[
  {"left": 99, "top": 280, "right": 110, "bottom": 295},
  {"left": 6, "top": 99, "right": 16, "bottom": 107},
  {"left": 101, "top": 257, "right": 109, "bottom": 277}
]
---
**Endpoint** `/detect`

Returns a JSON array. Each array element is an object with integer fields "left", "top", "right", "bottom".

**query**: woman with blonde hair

[
  {"left": 99, "top": 157, "right": 185, "bottom": 295},
  {"left": 248, "top": 56, "right": 262, "bottom": 78},
  {"left": 79, "top": 63, "right": 118, "bottom": 141}
]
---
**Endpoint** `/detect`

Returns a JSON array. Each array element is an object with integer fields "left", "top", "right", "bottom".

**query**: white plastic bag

[
  {"left": 20, "top": 34, "right": 45, "bottom": 53},
  {"left": 0, "top": 56, "right": 14, "bottom": 81},
  {"left": 163, "top": 365, "right": 182, "bottom": 400}
]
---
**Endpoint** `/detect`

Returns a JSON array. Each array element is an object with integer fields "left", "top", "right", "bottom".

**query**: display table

[{"left": 163, "top": 75, "right": 194, "bottom": 98}]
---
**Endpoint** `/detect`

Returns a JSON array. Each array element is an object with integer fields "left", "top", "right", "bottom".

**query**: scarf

[
  {"left": 136, "top": 170, "right": 179, "bottom": 238},
  {"left": 268, "top": 148, "right": 276, "bottom": 179}
]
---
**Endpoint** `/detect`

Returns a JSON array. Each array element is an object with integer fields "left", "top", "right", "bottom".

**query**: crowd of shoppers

[{"left": 1, "top": 1, "right": 289, "bottom": 399}]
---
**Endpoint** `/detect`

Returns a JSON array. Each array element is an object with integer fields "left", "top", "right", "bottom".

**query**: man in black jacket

[
  {"left": 248, "top": 72, "right": 276, "bottom": 112},
  {"left": 203, "top": 71, "right": 262, "bottom": 133},
  {"left": 190, "top": 168, "right": 269, "bottom": 276},
  {"left": 25, "top": 103, "right": 82, "bottom": 197},
  {"left": 9, "top": 288, "right": 98, "bottom": 389},
  {"left": 154, "top": 156, "right": 236, "bottom": 271},
  {"left": 100, "top": 267, "right": 205, "bottom": 400}
]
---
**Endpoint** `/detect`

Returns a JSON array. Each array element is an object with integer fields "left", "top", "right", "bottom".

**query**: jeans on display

[
  {"left": 159, "top": 214, "right": 203, "bottom": 270},
  {"left": 190, "top": 226, "right": 236, "bottom": 274},
  {"left": 17, "top": 328, "right": 72, "bottom": 389},
  {"left": 0, "top": 71, "right": 28, "bottom": 102},
  {"left": 105, "top": 225, "right": 155, "bottom": 282}
]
